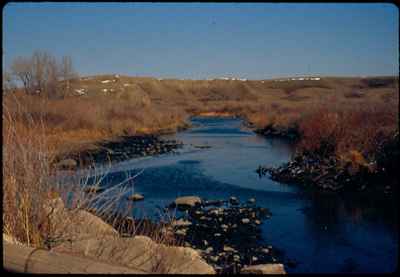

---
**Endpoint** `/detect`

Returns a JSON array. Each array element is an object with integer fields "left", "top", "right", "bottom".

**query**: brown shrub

[{"left": 297, "top": 100, "right": 398, "bottom": 160}]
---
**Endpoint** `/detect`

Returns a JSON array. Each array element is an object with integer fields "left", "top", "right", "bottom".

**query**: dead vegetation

[
  {"left": 296, "top": 100, "right": 398, "bottom": 159},
  {"left": 2, "top": 95, "right": 187, "bottom": 272},
  {"left": 2, "top": 97, "right": 208, "bottom": 273},
  {"left": 3, "top": 51, "right": 398, "bottom": 260},
  {"left": 4, "top": 73, "right": 398, "bottom": 164},
  {"left": 3, "top": 91, "right": 188, "bottom": 157}
]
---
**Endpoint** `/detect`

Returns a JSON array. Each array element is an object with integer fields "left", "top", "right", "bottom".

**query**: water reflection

[{"left": 298, "top": 190, "right": 397, "bottom": 273}]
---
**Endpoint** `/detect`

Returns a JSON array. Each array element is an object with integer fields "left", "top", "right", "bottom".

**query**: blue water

[{"left": 71, "top": 116, "right": 398, "bottom": 273}]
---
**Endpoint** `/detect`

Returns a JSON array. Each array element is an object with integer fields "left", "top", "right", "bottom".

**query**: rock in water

[
  {"left": 223, "top": 245, "right": 236, "bottom": 252},
  {"left": 172, "top": 196, "right": 202, "bottom": 210},
  {"left": 247, "top": 198, "right": 256, "bottom": 204},
  {"left": 229, "top": 196, "right": 239, "bottom": 205},
  {"left": 171, "top": 219, "right": 192, "bottom": 227},
  {"left": 241, "top": 264, "right": 286, "bottom": 274},
  {"left": 127, "top": 193, "right": 144, "bottom": 201},
  {"left": 175, "top": 229, "right": 187, "bottom": 236},
  {"left": 210, "top": 256, "right": 219, "bottom": 262},
  {"left": 261, "top": 248, "right": 270, "bottom": 254}
]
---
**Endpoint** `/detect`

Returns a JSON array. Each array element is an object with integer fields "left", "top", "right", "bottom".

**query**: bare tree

[
  {"left": 32, "top": 50, "right": 50, "bottom": 94},
  {"left": 44, "top": 54, "right": 61, "bottom": 99},
  {"left": 3, "top": 71, "right": 17, "bottom": 94},
  {"left": 11, "top": 56, "right": 34, "bottom": 94},
  {"left": 10, "top": 51, "right": 77, "bottom": 98},
  {"left": 60, "top": 56, "right": 77, "bottom": 98}
]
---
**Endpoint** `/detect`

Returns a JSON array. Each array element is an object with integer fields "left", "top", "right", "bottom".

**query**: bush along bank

[{"left": 257, "top": 131, "right": 399, "bottom": 195}]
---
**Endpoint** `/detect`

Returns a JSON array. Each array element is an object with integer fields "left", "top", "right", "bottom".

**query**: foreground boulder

[
  {"left": 54, "top": 235, "right": 215, "bottom": 274},
  {"left": 241, "top": 263, "right": 286, "bottom": 274},
  {"left": 42, "top": 197, "right": 119, "bottom": 247},
  {"left": 72, "top": 210, "right": 119, "bottom": 237},
  {"left": 3, "top": 240, "right": 147, "bottom": 274},
  {"left": 44, "top": 197, "right": 214, "bottom": 274}
]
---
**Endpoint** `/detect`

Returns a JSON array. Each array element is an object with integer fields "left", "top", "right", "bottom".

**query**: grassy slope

[{"left": 4, "top": 75, "right": 398, "bottom": 159}]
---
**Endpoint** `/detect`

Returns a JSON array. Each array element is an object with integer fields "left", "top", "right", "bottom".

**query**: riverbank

[
  {"left": 255, "top": 125, "right": 398, "bottom": 196},
  {"left": 2, "top": 196, "right": 216, "bottom": 274},
  {"left": 54, "top": 134, "right": 185, "bottom": 169},
  {"left": 82, "top": 194, "right": 288, "bottom": 274},
  {"left": 51, "top": 120, "right": 192, "bottom": 167},
  {"left": 3, "top": 194, "right": 287, "bottom": 274}
]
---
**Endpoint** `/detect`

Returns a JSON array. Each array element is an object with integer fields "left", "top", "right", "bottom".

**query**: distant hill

[{"left": 67, "top": 75, "right": 397, "bottom": 110}]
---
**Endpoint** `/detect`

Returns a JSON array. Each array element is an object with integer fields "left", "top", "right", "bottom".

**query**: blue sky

[{"left": 3, "top": 3, "right": 398, "bottom": 79}]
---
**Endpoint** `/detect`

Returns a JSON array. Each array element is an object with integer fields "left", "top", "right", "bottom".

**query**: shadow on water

[{"left": 289, "top": 190, "right": 398, "bottom": 273}]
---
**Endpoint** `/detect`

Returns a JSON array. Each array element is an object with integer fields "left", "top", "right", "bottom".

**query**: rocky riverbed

[
  {"left": 92, "top": 195, "right": 288, "bottom": 274},
  {"left": 55, "top": 135, "right": 183, "bottom": 169},
  {"left": 165, "top": 196, "right": 288, "bottom": 274}
]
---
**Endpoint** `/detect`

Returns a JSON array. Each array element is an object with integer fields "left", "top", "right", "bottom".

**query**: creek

[{"left": 67, "top": 116, "right": 397, "bottom": 273}]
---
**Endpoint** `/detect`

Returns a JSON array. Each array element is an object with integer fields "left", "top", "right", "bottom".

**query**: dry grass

[
  {"left": 2, "top": 95, "right": 180, "bottom": 250},
  {"left": 3, "top": 95, "right": 56, "bottom": 247},
  {"left": 2, "top": 101, "right": 188, "bottom": 273},
  {"left": 3, "top": 91, "right": 188, "bottom": 157},
  {"left": 234, "top": 77, "right": 399, "bottom": 168},
  {"left": 5, "top": 75, "right": 397, "bottom": 162},
  {"left": 265, "top": 79, "right": 332, "bottom": 94}
]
